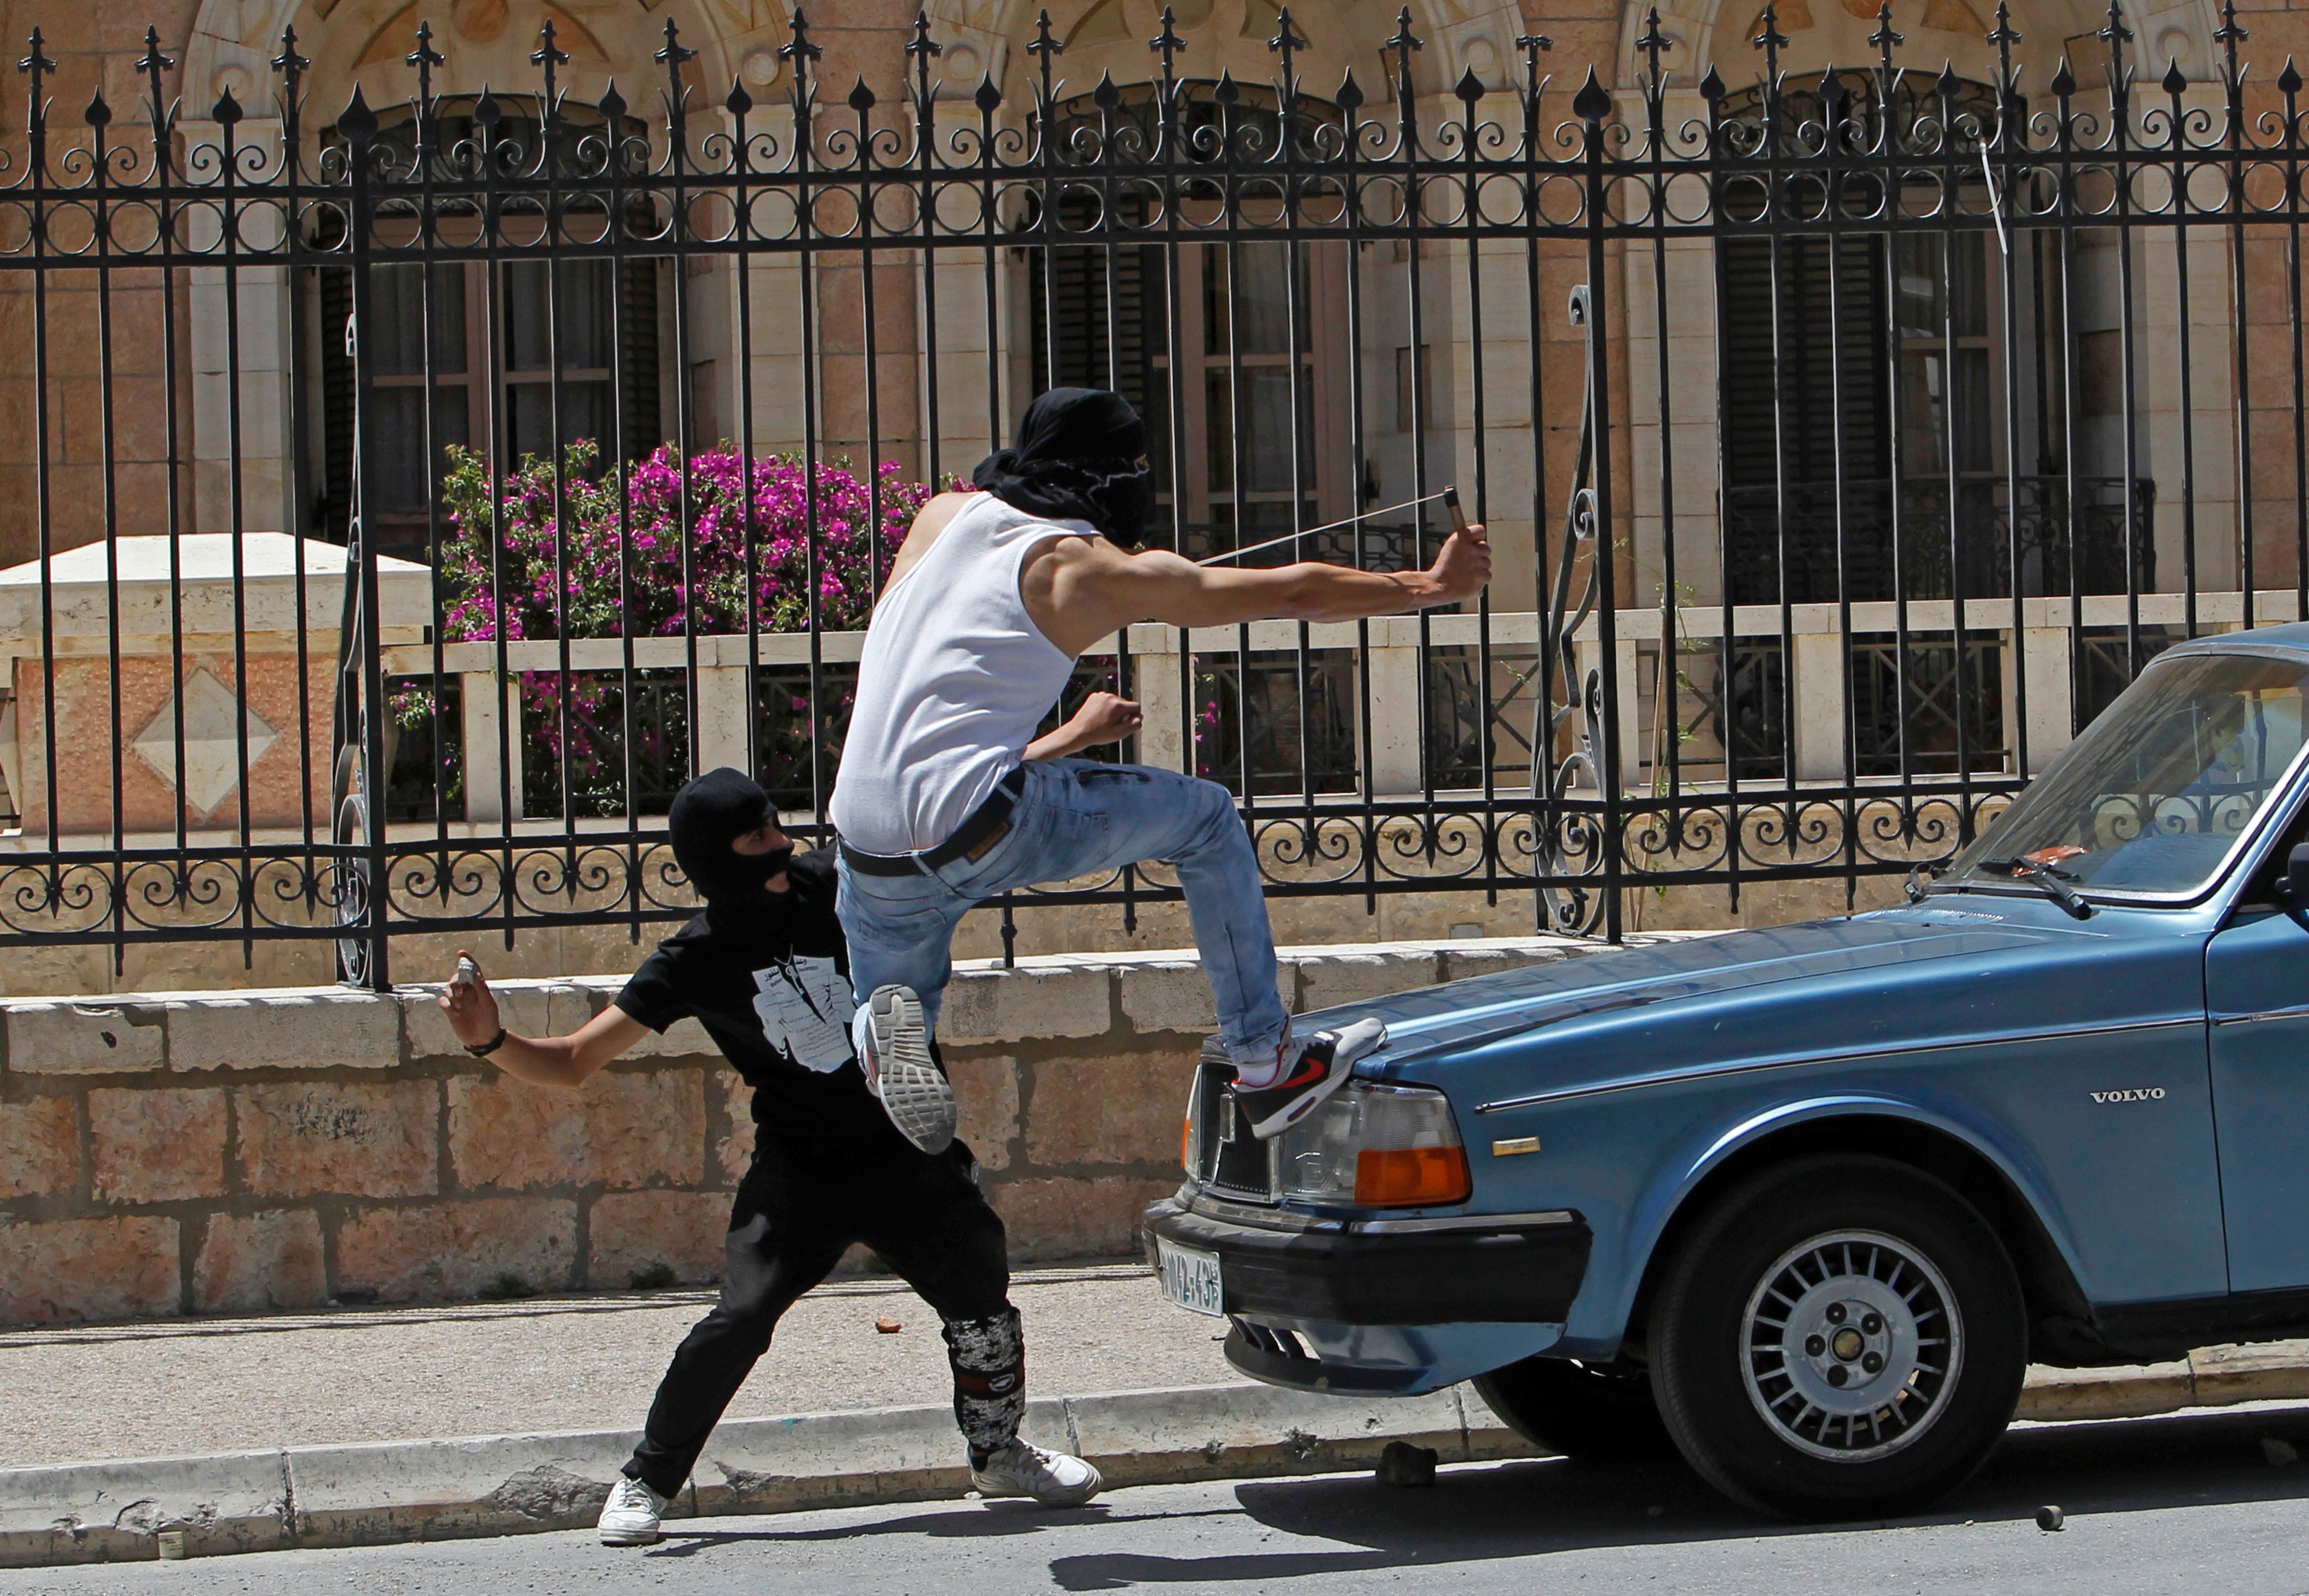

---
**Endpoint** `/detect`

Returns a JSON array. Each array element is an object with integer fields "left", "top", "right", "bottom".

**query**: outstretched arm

[
  {"left": 438, "top": 953, "right": 648, "bottom": 1089},
  {"left": 1025, "top": 523, "right": 1492, "bottom": 656}
]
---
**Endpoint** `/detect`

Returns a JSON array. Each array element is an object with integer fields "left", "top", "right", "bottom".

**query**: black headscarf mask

[
  {"left": 669, "top": 768, "right": 793, "bottom": 922},
  {"left": 972, "top": 387, "right": 1154, "bottom": 547}
]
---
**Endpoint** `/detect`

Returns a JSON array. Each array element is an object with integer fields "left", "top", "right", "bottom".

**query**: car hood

[{"left": 1317, "top": 907, "right": 2196, "bottom": 1098}]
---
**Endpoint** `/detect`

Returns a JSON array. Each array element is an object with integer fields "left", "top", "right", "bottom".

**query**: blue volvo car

[{"left": 1146, "top": 623, "right": 2309, "bottom": 1518}]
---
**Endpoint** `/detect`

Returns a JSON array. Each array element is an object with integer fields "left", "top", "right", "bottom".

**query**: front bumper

[{"left": 1141, "top": 1196, "right": 1592, "bottom": 1326}]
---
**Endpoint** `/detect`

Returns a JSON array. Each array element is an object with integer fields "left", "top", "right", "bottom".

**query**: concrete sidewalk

[{"left": 0, "top": 1262, "right": 1228, "bottom": 1469}]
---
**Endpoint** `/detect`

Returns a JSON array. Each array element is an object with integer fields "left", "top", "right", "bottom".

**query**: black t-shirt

[{"left": 616, "top": 848, "right": 893, "bottom": 1147}]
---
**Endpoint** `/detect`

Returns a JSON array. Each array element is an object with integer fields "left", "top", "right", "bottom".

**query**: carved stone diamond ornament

[{"left": 132, "top": 668, "right": 276, "bottom": 819}]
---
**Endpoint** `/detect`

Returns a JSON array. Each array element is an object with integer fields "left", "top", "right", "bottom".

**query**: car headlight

[{"left": 1276, "top": 1083, "right": 1471, "bottom": 1208}]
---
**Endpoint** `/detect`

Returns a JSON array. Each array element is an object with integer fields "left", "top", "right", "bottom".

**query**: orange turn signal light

[{"left": 1354, "top": 1145, "right": 1472, "bottom": 1207}]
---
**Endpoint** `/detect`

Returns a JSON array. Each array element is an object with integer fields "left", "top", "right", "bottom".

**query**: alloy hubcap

[{"left": 1740, "top": 1228, "right": 1963, "bottom": 1462}]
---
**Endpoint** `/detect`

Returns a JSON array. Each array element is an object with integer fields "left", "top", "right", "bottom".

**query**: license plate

[{"left": 1156, "top": 1238, "right": 1224, "bottom": 1317}]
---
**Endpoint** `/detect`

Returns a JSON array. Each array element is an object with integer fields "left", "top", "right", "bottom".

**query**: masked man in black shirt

[{"left": 438, "top": 763, "right": 1119, "bottom": 1546}]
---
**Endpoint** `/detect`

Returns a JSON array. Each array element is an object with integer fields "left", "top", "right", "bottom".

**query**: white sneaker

[
  {"left": 970, "top": 1439, "right": 1104, "bottom": 1507},
  {"left": 859, "top": 984, "right": 957, "bottom": 1154},
  {"left": 597, "top": 1475, "right": 668, "bottom": 1546},
  {"left": 1233, "top": 1016, "right": 1390, "bottom": 1140}
]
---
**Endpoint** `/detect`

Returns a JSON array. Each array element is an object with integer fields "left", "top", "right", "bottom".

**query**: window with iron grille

[
  {"left": 314, "top": 99, "right": 666, "bottom": 567},
  {"left": 1033, "top": 86, "right": 1353, "bottom": 563}
]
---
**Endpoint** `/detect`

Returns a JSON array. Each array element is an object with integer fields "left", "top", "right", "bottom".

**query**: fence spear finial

[
  {"left": 1149, "top": 5, "right": 1185, "bottom": 88},
  {"left": 2214, "top": 0, "right": 2247, "bottom": 99},
  {"left": 19, "top": 28, "right": 56, "bottom": 142},
  {"left": 1270, "top": 6, "right": 1307, "bottom": 100},
  {"left": 2098, "top": 0, "right": 2133, "bottom": 94},
  {"left": 1572, "top": 64, "right": 1612, "bottom": 122},
  {"left": 780, "top": 9, "right": 823, "bottom": 65},
  {"left": 906, "top": 10, "right": 942, "bottom": 117},
  {"left": 1636, "top": 8, "right": 1669, "bottom": 89},
  {"left": 533, "top": 15, "right": 570, "bottom": 115},
  {"left": 1868, "top": 1, "right": 1902, "bottom": 96},
  {"left": 138, "top": 25, "right": 175, "bottom": 139},
  {"left": 1754, "top": 0, "right": 1789, "bottom": 83},
  {"left": 1385, "top": 6, "right": 1422, "bottom": 116}
]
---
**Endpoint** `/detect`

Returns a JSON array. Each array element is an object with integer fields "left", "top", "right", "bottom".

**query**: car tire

[
  {"left": 1472, "top": 1356, "right": 1674, "bottom": 1464},
  {"left": 1650, "top": 1153, "right": 2026, "bottom": 1519}
]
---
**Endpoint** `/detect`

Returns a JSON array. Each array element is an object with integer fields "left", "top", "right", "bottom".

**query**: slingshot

[{"left": 1192, "top": 487, "right": 1471, "bottom": 566}]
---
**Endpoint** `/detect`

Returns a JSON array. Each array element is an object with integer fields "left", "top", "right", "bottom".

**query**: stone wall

[{"left": 0, "top": 936, "right": 1651, "bottom": 1326}]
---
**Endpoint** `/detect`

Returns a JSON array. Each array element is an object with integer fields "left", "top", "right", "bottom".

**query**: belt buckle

[{"left": 962, "top": 819, "right": 1012, "bottom": 863}]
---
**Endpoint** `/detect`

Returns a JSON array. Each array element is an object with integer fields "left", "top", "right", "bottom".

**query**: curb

[{"left": 7, "top": 1349, "right": 2309, "bottom": 1568}]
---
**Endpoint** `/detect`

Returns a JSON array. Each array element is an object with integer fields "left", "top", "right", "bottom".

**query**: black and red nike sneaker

[{"left": 1231, "top": 1017, "right": 1390, "bottom": 1140}]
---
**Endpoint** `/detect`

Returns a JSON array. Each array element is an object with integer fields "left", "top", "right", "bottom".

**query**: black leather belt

[{"left": 839, "top": 765, "right": 1027, "bottom": 877}]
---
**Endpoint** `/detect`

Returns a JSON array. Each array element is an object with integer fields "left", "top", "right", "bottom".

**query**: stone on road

[{"left": 7, "top": 1405, "right": 2309, "bottom": 1595}]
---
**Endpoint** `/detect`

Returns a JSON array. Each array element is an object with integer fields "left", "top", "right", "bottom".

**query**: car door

[{"left": 2206, "top": 898, "right": 2309, "bottom": 1292}]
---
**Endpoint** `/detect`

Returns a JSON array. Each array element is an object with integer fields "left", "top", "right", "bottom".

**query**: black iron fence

[{"left": 0, "top": 3, "right": 2301, "bottom": 983}]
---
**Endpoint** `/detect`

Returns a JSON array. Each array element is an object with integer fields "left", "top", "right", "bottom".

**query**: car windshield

[{"left": 1947, "top": 649, "right": 2309, "bottom": 899}]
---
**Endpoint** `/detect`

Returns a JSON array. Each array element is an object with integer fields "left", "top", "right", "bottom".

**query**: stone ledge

[{"left": 3, "top": 935, "right": 1663, "bottom": 1073}]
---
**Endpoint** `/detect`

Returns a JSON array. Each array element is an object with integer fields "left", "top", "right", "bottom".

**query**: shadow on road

[{"left": 1039, "top": 1405, "right": 2309, "bottom": 1591}]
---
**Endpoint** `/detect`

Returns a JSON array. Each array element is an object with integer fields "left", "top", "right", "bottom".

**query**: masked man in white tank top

[{"left": 830, "top": 389, "right": 1491, "bottom": 1153}]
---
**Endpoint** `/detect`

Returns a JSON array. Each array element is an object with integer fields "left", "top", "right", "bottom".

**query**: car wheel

[
  {"left": 1651, "top": 1153, "right": 2025, "bottom": 1519},
  {"left": 1472, "top": 1355, "right": 1674, "bottom": 1464}
]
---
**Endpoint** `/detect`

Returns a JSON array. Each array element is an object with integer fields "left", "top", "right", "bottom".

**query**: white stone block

[
  {"left": 1118, "top": 958, "right": 1216, "bottom": 1036},
  {"left": 1438, "top": 939, "right": 1582, "bottom": 983},
  {"left": 164, "top": 990, "right": 400, "bottom": 1071},
  {"left": 2, "top": 1000, "right": 168, "bottom": 1074},
  {"left": 1290, "top": 947, "right": 1442, "bottom": 1014},
  {"left": 939, "top": 960, "right": 1112, "bottom": 1045}
]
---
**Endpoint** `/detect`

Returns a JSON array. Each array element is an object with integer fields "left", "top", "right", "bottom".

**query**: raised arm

[
  {"left": 438, "top": 953, "right": 648, "bottom": 1089},
  {"left": 1024, "top": 523, "right": 1492, "bottom": 656}
]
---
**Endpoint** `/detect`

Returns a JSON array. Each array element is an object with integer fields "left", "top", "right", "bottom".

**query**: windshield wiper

[{"left": 1979, "top": 857, "right": 2095, "bottom": 920}]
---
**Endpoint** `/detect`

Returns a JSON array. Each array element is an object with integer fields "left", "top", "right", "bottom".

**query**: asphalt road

[{"left": 12, "top": 1405, "right": 2309, "bottom": 1596}]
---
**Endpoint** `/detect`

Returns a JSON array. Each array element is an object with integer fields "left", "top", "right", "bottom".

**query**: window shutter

[
  {"left": 1718, "top": 233, "right": 1889, "bottom": 490},
  {"left": 319, "top": 265, "right": 354, "bottom": 544},
  {"left": 1029, "top": 196, "right": 1162, "bottom": 419},
  {"left": 620, "top": 253, "right": 663, "bottom": 461}
]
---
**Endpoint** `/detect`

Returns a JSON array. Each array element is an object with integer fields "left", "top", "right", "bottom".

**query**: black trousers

[{"left": 623, "top": 1133, "right": 1016, "bottom": 1499}]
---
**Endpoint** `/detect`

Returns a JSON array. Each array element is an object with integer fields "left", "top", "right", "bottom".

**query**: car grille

[{"left": 1192, "top": 1056, "right": 1275, "bottom": 1202}]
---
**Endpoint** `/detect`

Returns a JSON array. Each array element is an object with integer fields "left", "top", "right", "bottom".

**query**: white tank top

[{"left": 830, "top": 492, "right": 1092, "bottom": 854}]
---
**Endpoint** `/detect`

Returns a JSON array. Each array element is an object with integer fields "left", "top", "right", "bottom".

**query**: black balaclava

[
  {"left": 972, "top": 387, "right": 1154, "bottom": 547},
  {"left": 669, "top": 768, "right": 792, "bottom": 916}
]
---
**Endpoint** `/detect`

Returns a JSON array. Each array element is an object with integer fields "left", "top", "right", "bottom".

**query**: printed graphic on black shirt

[
  {"left": 613, "top": 848, "right": 896, "bottom": 1145},
  {"left": 751, "top": 956, "right": 857, "bottom": 1074}
]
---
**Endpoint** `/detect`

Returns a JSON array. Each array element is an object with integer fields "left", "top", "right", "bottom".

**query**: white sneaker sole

[
  {"left": 599, "top": 1523, "right": 661, "bottom": 1547},
  {"left": 970, "top": 1460, "right": 1105, "bottom": 1507},
  {"left": 866, "top": 985, "right": 956, "bottom": 1154}
]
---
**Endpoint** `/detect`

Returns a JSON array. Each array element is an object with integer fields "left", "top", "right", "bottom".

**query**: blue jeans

[{"left": 836, "top": 759, "right": 1289, "bottom": 1064}]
